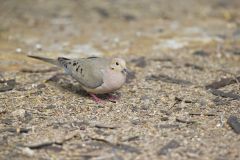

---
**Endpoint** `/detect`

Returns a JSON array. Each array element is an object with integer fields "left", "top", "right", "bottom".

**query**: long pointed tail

[{"left": 27, "top": 55, "right": 59, "bottom": 66}]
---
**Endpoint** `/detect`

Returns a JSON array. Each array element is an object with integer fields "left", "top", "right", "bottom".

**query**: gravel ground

[{"left": 0, "top": 0, "right": 240, "bottom": 159}]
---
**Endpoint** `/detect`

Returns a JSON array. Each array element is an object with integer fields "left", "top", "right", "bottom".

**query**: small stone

[
  {"left": 46, "top": 105, "right": 56, "bottom": 109},
  {"left": 233, "top": 29, "right": 240, "bottom": 39},
  {"left": 131, "top": 106, "right": 138, "bottom": 112},
  {"left": 1, "top": 118, "right": 13, "bottom": 125},
  {"left": 24, "top": 111, "right": 33, "bottom": 122},
  {"left": 12, "top": 109, "right": 26, "bottom": 118},
  {"left": 131, "top": 56, "right": 147, "bottom": 68},
  {"left": 0, "top": 79, "right": 16, "bottom": 92},
  {"left": 123, "top": 14, "right": 136, "bottom": 21},
  {"left": 0, "top": 108, "right": 6, "bottom": 114},
  {"left": 233, "top": 50, "right": 240, "bottom": 56},
  {"left": 35, "top": 44, "right": 42, "bottom": 50},
  {"left": 94, "top": 7, "right": 109, "bottom": 18},
  {"left": 227, "top": 116, "right": 240, "bottom": 134},
  {"left": 31, "top": 90, "right": 43, "bottom": 96},
  {"left": 80, "top": 126, "right": 86, "bottom": 130},
  {"left": 193, "top": 50, "right": 209, "bottom": 57},
  {"left": 37, "top": 83, "right": 46, "bottom": 89},
  {"left": 140, "top": 95, "right": 150, "bottom": 101},
  {"left": 160, "top": 117, "right": 169, "bottom": 121},
  {"left": 158, "top": 140, "right": 180, "bottom": 155},
  {"left": 141, "top": 105, "right": 149, "bottom": 110},
  {"left": 16, "top": 48, "right": 22, "bottom": 53},
  {"left": 22, "top": 147, "right": 34, "bottom": 157}
]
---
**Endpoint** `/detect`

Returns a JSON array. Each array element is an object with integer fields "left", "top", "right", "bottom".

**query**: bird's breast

[
  {"left": 102, "top": 70, "right": 126, "bottom": 91},
  {"left": 83, "top": 69, "right": 126, "bottom": 94}
]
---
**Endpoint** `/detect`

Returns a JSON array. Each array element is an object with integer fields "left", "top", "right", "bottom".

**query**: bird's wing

[{"left": 58, "top": 57, "right": 109, "bottom": 89}]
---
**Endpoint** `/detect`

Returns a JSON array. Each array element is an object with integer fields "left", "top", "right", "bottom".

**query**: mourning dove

[{"left": 28, "top": 55, "right": 127, "bottom": 103}]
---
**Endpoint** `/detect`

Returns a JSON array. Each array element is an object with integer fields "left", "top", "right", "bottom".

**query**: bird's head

[{"left": 110, "top": 58, "right": 127, "bottom": 74}]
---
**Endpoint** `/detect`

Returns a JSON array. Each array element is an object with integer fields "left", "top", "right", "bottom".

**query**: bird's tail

[{"left": 27, "top": 55, "right": 59, "bottom": 66}]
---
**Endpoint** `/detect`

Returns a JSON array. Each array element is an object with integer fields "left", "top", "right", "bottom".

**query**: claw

[
  {"left": 107, "top": 94, "right": 120, "bottom": 102},
  {"left": 89, "top": 93, "right": 104, "bottom": 103}
]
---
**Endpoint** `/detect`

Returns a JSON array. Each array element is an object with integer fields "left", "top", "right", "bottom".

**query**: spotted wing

[{"left": 58, "top": 57, "right": 109, "bottom": 89}]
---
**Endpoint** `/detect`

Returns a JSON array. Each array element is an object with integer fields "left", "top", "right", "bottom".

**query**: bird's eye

[{"left": 116, "top": 62, "right": 119, "bottom": 65}]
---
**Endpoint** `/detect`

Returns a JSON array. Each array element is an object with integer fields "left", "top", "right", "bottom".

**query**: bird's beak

[{"left": 122, "top": 68, "right": 128, "bottom": 74}]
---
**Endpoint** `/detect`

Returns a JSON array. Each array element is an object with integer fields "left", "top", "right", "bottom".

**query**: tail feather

[
  {"left": 57, "top": 57, "right": 70, "bottom": 68},
  {"left": 27, "top": 55, "right": 59, "bottom": 66}
]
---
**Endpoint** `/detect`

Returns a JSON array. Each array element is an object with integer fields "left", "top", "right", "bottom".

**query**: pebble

[
  {"left": 193, "top": 50, "right": 209, "bottom": 57},
  {"left": 22, "top": 147, "right": 34, "bottom": 157},
  {"left": 0, "top": 79, "right": 16, "bottom": 92},
  {"left": 158, "top": 140, "right": 180, "bottom": 155},
  {"left": 16, "top": 48, "right": 22, "bottom": 53},
  {"left": 12, "top": 109, "right": 26, "bottom": 118},
  {"left": 131, "top": 56, "right": 147, "bottom": 68},
  {"left": 227, "top": 116, "right": 240, "bottom": 134},
  {"left": 35, "top": 44, "right": 42, "bottom": 50}
]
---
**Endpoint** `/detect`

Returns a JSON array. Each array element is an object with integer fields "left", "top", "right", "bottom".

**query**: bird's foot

[
  {"left": 107, "top": 94, "right": 120, "bottom": 102},
  {"left": 89, "top": 93, "right": 104, "bottom": 103}
]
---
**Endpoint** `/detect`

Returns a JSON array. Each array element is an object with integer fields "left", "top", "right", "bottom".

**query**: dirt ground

[{"left": 0, "top": 0, "right": 240, "bottom": 159}]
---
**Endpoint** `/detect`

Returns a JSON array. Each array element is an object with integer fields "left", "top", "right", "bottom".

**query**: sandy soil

[{"left": 0, "top": 0, "right": 240, "bottom": 159}]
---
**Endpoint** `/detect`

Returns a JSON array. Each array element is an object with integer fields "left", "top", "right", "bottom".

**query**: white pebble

[
  {"left": 35, "top": 44, "right": 42, "bottom": 50},
  {"left": 22, "top": 147, "right": 34, "bottom": 157},
  {"left": 16, "top": 48, "right": 22, "bottom": 53},
  {"left": 12, "top": 109, "right": 26, "bottom": 118}
]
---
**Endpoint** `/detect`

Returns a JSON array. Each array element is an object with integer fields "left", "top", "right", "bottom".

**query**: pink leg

[{"left": 89, "top": 93, "right": 104, "bottom": 103}]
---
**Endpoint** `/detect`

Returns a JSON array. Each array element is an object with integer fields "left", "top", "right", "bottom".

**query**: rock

[
  {"left": 46, "top": 105, "right": 57, "bottom": 109},
  {"left": 227, "top": 116, "right": 240, "bottom": 134},
  {"left": 193, "top": 50, "right": 209, "bottom": 57},
  {"left": 16, "top": 48, "right": 22, "bottom": 53},
  {"left": 22, "top": 147, "right": 34, "bottom": 157},
  {"left": 158, "top": 140, "right": 180, "bottom": 155},
  {"left": 131, "top": 56, "right": 147, "bottom": 68},
  {"left": 160, "top": 117, "right": 169, "bottom": 121},
  {"left": 0, "top": 79, "right": 16, "bottom": 92},
  {"left": 184, "top": 63, "right": 204, "bottom": 71},
  {"left": 233, "top": 29, "right": 240, "bottom": 39},
  {"left": 123, "top": 14, "right": 136, "bottom": 21},
  {"left": 35, "top": 44, "right": 42, "bottom": 50},
  {"left": 94, "top": 7, "right": 109, "bottom": 18},
  {"left": 37, "top": 83, "right": 46, "bottom": 89},
  {"left": 12, "top": 109, "right": 26, "bottom": 118},
  {"left": 1, "top": 118, "right": 13, "bottom": 125}
]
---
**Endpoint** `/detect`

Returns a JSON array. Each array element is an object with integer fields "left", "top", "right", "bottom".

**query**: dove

[{"left": 28, "top": 55, "right": 128, "bottom": 103}]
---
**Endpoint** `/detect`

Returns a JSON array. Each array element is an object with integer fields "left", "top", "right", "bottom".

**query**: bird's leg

[
  {"left": 89, "top": 93, "right": 103, "bottom": 103},
  {"left": 107, "top": 93, "right": 120, "bottom": 102}
]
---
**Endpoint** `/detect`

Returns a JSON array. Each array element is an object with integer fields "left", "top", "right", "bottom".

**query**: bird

[{"left": 27, "top": 55, "right": 128, "bottom": 103}]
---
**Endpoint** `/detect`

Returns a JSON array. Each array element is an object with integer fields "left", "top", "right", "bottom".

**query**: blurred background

[
  {"left": 0, "top": 1, "right": 240, "bottom": 159},
  {"left": 0, "top": 0, "right": 239, "bottom": 71}
]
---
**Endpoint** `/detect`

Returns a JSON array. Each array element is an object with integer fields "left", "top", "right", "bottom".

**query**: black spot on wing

[
  {"left": 76, "top": 65, "right": 80, "bottom": 72},
  {"left": 58, "top": 57, "right": 70, "bottom": 68},
  {"left": 73, "top": 62, "right": 77, "bottom": 66}
]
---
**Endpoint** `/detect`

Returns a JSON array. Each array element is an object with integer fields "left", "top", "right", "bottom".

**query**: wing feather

[{"left": 58, "top": 57, "right": 109, "bottom": 89}]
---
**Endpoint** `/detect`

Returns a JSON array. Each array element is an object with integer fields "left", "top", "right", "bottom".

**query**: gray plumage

[
  {"left": 28, "top": 55, "right": 127, "bottom": 102},
  {"left": 28, "top": 55, "right": 109, "bottom": 89}
]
